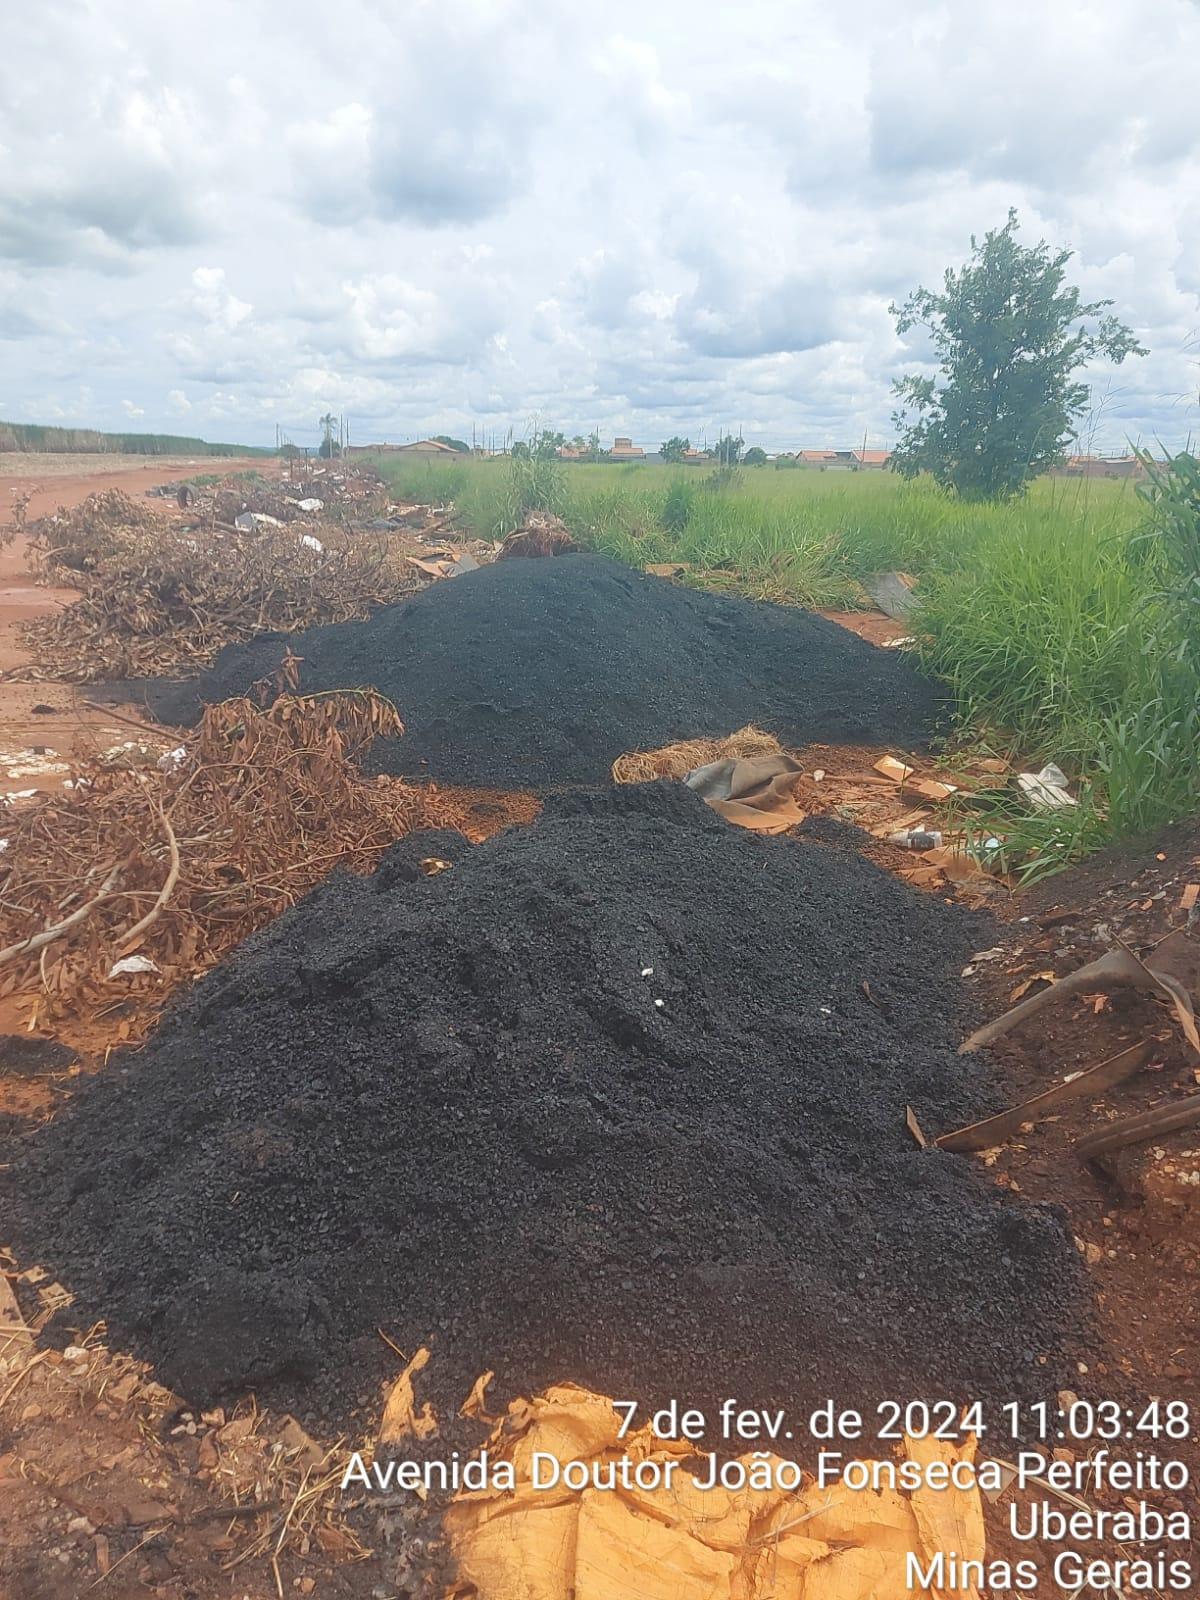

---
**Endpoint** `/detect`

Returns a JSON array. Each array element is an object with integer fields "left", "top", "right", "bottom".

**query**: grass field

[{"left": 373, "top": 453, "right": 1199, "bottom": 872}]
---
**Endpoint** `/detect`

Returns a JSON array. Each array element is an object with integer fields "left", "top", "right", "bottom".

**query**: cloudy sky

[{"left": 3, "top": 0, "right": 1198, "bottom": 453}]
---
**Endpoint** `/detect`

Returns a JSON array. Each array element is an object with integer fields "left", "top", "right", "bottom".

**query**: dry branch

[
  {"left": 16, "top": 486, "right": 424, "bottom": 681},
  {"left": 0, "top": 691, "right": 490, "bottom": 1037}
]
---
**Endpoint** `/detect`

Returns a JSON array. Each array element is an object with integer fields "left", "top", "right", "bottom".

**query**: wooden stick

[
  {"left": 116, "top": 801, "right": 180, "bottom": 952},
  {"left": 0, "top": 865, "right": 121, "bottom": 969}
]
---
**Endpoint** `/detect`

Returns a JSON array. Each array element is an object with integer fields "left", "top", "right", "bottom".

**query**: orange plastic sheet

[{"left": 443, "top": 1385, "right": 985, "bottom": 1600}]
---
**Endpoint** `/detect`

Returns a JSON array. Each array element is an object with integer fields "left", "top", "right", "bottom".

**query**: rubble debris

[
  {"left": 3, "top": 785, "right": 1082, "bottom": 1426},
  {"left": 156, "top": 555, "right": 945, "bottom": 789}
]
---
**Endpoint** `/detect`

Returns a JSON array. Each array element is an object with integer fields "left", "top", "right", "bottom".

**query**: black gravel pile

[
  {"left": 2, "top": 786, "right": 1081, "bottom": 1428},
  {"left": 148, "top": 555, "right": 943, "bottom": 787}
]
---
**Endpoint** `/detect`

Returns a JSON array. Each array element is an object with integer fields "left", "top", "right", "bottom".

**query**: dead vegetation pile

[
  {"left": 610, "top": 724, "right": 784, "bottom": 783},
  {"left": 18, "top": 488, "right": 423, "bottom": 681},
  {"left": 0, "top": 691, "right": 489, "bottom": 1039},
  {"left": 495, "top": 512, "right": 579, "bottom": 560}
]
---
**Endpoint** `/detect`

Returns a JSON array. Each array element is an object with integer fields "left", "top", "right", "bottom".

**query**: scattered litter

[
  {"left": 296, "top": 498, "right": 324, "bottom": 513},
  {"left": 406, "top": 547, "right": 480, "bottom": 581},
  {"left": 107, "top": 955, "right": 161, "bottom": 979},
  {"left": 2, "top": 748, "right": 70, "bottom": 779},
  {"left": 684, "top": 753, "right": 807, "bottom": 833},
  {"left": 234, "top": 511, "right": 284, "bottom": 532},
  {"left": 299, "top": 534, "right": 324, "bottom": 554},
  {"left": 912, "top": 776, "right": 958, "bottom": 802},
  {"left": 864, "top": 569, "right": 917, "bottom": 620},
  {"left": 889, "top": 826, "right": 943, "bottom": 850},
  {"left": 1182, "top": 884, "right": 1199, "bottom": 912},
  {"left": 445, "top": 1381, "right": 985, "bottom": 1600},
  {"left": 874, "top": 754, "right": 915, "bottom": 783},
  {"left": 100, "top": 739, "right": 167, "bottom": 771},
  {"left": 1017, "top": 763, "right": 1076, "bottom": 811},
  {"left": 17, "top": 482, "right": 426, "bottom": 682}
]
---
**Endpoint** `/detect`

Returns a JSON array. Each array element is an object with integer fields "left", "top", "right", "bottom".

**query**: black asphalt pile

[
  {"left": 148, "top": 554, "right": 943, "bottom": 787},
  {"left": 2, "top": 786, "right": 1081, "bottom": 1429}
]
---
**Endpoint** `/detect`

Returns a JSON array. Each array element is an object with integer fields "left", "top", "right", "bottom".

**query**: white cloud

[{"left": 0, "top": 0, "right": 1197, "bottom": 450}]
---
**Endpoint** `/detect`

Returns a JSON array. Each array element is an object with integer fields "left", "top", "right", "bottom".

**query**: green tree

[
  {"left": 660, "top": 436, "right": 691, "bottom": 464},
  {"left": 890, "top": 211, "right": 1145, "bottom": 501},
  {"left": 742, "top": 446, "right": 767, "bottom": 466},
  {"left": 433, "top": 434, "right": 469, "bottom": 453},
  {"left": 712, "top": 432, "right": 744, "bottom": 467},
  {"left": 318, "top": 412, "right": 339, "bottom": 459}
]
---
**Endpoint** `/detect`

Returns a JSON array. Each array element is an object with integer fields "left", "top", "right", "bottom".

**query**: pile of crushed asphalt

[
  {"left": 147, "top": 555, "right": 943, "bottom": 788},
  {"left": 3, "top": 785, "right": 1082, "bottom": 1430}
]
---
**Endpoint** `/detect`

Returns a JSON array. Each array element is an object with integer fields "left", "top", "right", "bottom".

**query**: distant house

[
  {"left": 680, "top": 448, "right": 708, "bottom": 464},
  {"left": 798, "top": 449, "right": 856, "bottom": 469},
  {"left": 556, "top": 444, "right": 588, "bottom": 459},
  {"left": 1054, "top": 454, "right": 1142, "bottom": 480},
  {"left": 853, "top": 449, "right": 892, "bottom": 469},
  {"left": 371, "top": 439, "right": 465, "bottom": 458},
  {"left": 609, "top": 436, "right": 646, "bottom": 461}
]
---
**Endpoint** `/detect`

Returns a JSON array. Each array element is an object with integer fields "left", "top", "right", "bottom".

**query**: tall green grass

[{"left": 371, "top": 452, "right": 1197, "bottom": 867}]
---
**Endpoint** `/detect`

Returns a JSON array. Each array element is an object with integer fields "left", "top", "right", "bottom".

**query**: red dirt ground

[{"left": 2, "top": 461, "right": 1197, "bottom": 1596}]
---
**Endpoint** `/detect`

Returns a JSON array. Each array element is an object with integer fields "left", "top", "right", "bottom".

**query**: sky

[{"left": 2, "top": 0, "right": 1199, "bottom": 454}]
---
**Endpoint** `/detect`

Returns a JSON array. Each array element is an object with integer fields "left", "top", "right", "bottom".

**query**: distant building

[
  {"left": 798, "top": 449, "right": 856, "bottom": 469},
  {"left": 853, "top": 449, "right": 892, "bottom": 469},
  {"left": 1053, "top": 453, "right": 1143, "bottom": 480},
  {"left": 368, "top": 439, "right": 465, "bottom": 458},
  {"left": 609, "top": 436, "right": 646, "bottom": 461}
]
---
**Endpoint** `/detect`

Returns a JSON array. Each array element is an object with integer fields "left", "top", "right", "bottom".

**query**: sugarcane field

[{"left": 2, "top": 6, "right": 1199, "bottom": 1600}]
